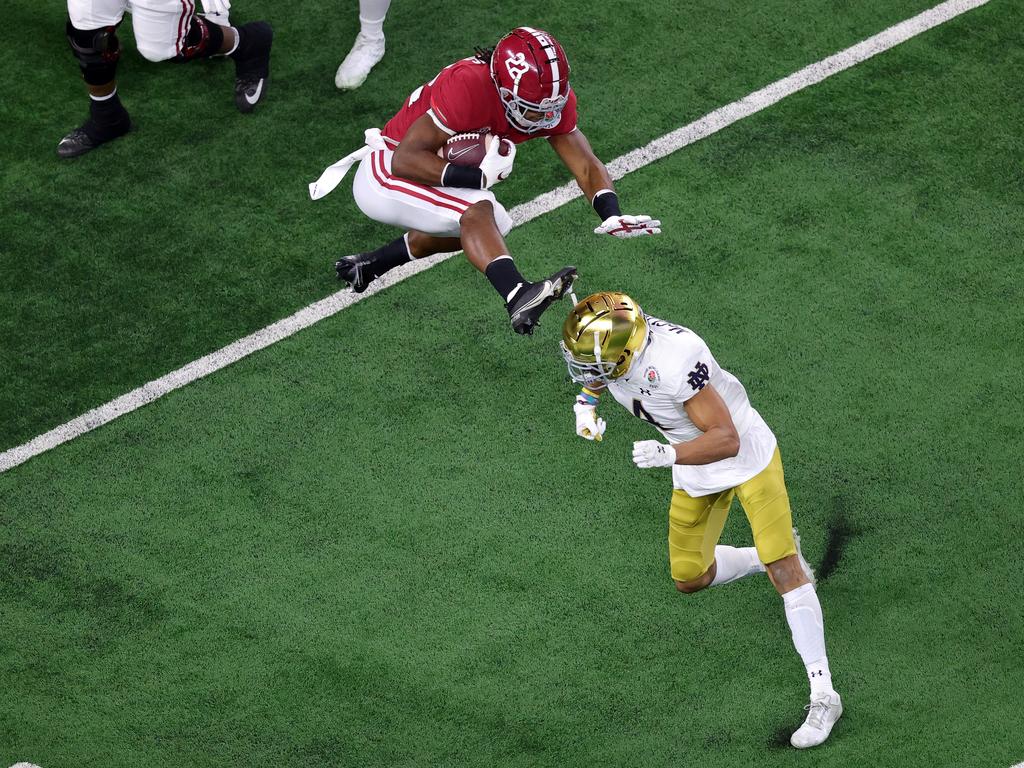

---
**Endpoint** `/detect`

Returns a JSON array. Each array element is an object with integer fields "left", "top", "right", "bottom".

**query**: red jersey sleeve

[{"left": 428, "top": 62, "right": 494, "bottom": 135}]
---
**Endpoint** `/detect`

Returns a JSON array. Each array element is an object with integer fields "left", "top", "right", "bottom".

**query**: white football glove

[
  {"left": 594, "top": 215, "right": 662, "bottom": 238},
  {"left": 574, "top": 400, "right": 606, "bottom": 442},
  {"left": 632, "top": 440, "right": 676, "bottom": 468},
  {"left": 200, "top": 0, "right": 230, "bottom": 23},
  {"left": 479, "top": 136, "right": 516, "bottom": 189}
]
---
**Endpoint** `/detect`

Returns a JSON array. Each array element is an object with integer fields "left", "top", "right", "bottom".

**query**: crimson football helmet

[{"left": 489, "top": 27, "right": 571, "bottom": 133}]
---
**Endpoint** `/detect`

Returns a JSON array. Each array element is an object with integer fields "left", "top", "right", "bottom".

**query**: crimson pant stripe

[
  {"left": 377, "top": 151, "right": 475, "bottom": 208},
  {"left": 370, "top": 152, "right": 469, "bottom": 214}
]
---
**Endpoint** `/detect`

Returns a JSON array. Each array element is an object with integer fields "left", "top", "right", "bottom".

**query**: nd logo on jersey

[{"left": 505, "top": 53, "right": 530, "bottom": 85}]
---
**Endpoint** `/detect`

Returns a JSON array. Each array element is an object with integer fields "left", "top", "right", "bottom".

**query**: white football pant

[
  {"left": 351, "top": 147, "right": 513, "bottom": 238},
  {"left": 68, "top": 0, "right": 200, "bottom": 62}
]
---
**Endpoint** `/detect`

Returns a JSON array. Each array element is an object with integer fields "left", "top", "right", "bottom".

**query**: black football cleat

[
  {"left": 56, "top": 119, "right": 131, "bottom": 159},
  {"left": 335, "top": 254, "right": 375, "bottom": 293},
  {"left": 232, "top": 21, "right": 274, "bottom": 113},
  {"left": 57, "top": 127, "right": 102, "bottom": 159},
  {"left": 507, "top": 266, "right": 578, "bottom": 335}
]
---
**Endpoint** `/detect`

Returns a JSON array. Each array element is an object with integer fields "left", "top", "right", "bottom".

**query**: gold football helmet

[{"left": 560, "top": 292, "right": 649, "bottom": 384}]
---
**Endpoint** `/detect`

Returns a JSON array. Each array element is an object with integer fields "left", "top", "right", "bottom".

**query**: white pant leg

[
  {"left": 68, "top": 0, "right": 130, "bottom": 28},
  {"left": 352, "top": 148, "right": 513, "bottom": 238},
  {"left": 129, "top": 0, "right": 195, "bottom": 62}
]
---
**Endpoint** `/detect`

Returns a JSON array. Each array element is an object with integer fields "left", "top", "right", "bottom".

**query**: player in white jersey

[{"left": 559, "top": 292, "right": 843, "bottom": 749}]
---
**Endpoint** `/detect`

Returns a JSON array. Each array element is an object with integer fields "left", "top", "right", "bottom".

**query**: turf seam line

[{"left": 0, "top": 0, "right": 990, "bottom": 474}]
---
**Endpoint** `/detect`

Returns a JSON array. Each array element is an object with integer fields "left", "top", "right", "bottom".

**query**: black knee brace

[
  {"left": 176, "top": 15, "right": 225, "bottom": 60},
  {"left": 66, "top": 19, "right": 121, "bottom": 85}
]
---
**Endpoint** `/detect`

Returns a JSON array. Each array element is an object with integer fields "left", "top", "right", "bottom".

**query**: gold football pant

[{"left": 667, "top": 447, "right": 797, "bottom": 583}]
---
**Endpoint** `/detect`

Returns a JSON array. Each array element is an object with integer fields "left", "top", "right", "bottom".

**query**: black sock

[
  {"left": 484, "top": 256, "right": 526, "bottom": 304},
  {"left": 367, "top": 236, "right": 412, "bottom": 279},
  {"left": 229, "top": 21, "right": 272, "bottom": 75},
  {"left": 228, "top": 24, "right": 248, "bottom": 60},
  {"left": 85, "top": 92, "right": 130, "bottom": 141}
]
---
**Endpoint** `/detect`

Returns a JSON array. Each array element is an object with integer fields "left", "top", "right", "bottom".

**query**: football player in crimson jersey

[
  {"left": 560, "top": 292, "right": 843, "bottom": 749},
  {"left": 312, "top": 27, "right": 660, "bottom": 335}
]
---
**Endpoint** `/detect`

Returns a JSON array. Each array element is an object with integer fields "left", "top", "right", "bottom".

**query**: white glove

[
  {"left": 594, "top": 215, "right": 662, "bottom": 238},
  {"left": 479, "top": 136, "right": 516, "bottom": 189},
  {"left": 200, "top": 0, "right": 230, "bottom": 23},
  {"left": 632, "top": 440, "right": 675, "bottom": 468},
  {"left": 574, "top": 400, "right": 606, "bottom": 442}
]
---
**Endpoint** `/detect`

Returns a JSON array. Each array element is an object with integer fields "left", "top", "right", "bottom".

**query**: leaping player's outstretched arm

[
  {"left": 548, "top": 129, "right": 614, "bottom": 201},
  {"left": 548, "top": 130, "right": 661, "bottom": 238}
]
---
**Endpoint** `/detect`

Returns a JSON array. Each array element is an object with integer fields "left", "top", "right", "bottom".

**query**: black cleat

[
  {"left": 232, "top": 21, "right": 274, "bottom": 113},
  {"left": 56, "top": 120, "right": 130, "bottom": 159},
  {"left": 507, "top": 266, "right": 577, "bottom": 335},
  {"left": 335, "top": 254, "right": 375, "bottom": 292}
]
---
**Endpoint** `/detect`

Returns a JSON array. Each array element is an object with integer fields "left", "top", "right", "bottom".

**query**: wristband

[
  {"left": 592, "top": 189, "right": 622, "bottom": 221},
  {"left": 577, "top": 389, "right": 600, "bottom": 406},
  {"left": 441, "top": 162, "right": 485, "bottom": 189}
]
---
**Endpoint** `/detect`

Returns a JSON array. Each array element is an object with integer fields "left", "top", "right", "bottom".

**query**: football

[{"left": 439, "top": 132, "right": 510, "bottom": 166}]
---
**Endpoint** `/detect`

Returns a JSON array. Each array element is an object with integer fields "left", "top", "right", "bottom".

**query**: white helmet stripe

[
  {"left": 520, "top": 26, "right": 562, "bottom": 101},
  {"left": 548, "top": 56, "right": 560, "bottom": 100}
]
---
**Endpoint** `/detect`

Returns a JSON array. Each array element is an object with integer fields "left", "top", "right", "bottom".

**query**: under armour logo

[
  {"left": 687, "top": 361, "right": 710, "bottom": 391},
  {"left": 810, "top": 670, "right": 825, "bottom": 678},
  {"left": 639, "top": 387, "right": 651, "bottom": 396},
  {"left": 505, "top": 52, "right": 530, "bottom": 84}
]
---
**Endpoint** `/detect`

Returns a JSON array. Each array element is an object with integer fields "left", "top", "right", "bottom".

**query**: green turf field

[{"left": 2, "top": 1, "right": 1023, "bottom": 766}]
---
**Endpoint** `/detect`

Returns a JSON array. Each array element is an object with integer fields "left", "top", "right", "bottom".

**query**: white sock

[
  {"left": 782, "top": 583, "right": 834, "bottom": 696},
  {"left": 358, "top": 0, "right": 391, "bottom": 38},
  {"left": 224, "top": 27, "right": 240, "bottom": 56},
  {"left": 709, "top": 545, "right": 764, "bottom": 586}
]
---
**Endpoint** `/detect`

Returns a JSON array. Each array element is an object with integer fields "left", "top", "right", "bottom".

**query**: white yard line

[{"left": 0, "top": 0, "right": 989, "bottom": 475}]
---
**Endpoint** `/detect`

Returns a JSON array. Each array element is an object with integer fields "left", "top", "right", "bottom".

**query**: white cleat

[
  {"left": 790, "top": 690, "right": 843, "bottom": 748},
  {"left": 792, "top": 527, "right": 817, "bottom": 585},
  {"left": 335, "top": 32, "right": 385, "bottom": 90}
]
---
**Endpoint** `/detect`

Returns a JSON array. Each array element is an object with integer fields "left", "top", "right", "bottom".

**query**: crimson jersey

[{"left": 381, "top": 57, "right": 578, "bottom": 147}]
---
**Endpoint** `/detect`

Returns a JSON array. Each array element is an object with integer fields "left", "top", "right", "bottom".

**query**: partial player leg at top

[
  {"left": 335, "top": 0, "right": 391, "bottom": 90},
  {"left": 59, "top": 0, "right": 274, "bottom": 158}
]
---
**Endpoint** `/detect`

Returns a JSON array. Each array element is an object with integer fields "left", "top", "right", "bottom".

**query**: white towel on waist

[{"left": 308, "top": 128, "right": 388, "bottom": 201}]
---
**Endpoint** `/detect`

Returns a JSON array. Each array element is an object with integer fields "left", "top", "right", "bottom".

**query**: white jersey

[{"left": 606, "top": 316, "right": 777, "bottom": 497}]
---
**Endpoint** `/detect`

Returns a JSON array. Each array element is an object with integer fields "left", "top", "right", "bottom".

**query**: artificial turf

[{"left": 2, "top": 1, "right": 1022, "bottom": 766}]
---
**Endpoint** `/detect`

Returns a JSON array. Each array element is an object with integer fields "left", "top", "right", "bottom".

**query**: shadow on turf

[{"left": 817, "top": 496, "right": 863, "bottom": 582}]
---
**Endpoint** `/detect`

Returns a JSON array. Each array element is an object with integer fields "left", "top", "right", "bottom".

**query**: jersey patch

[
  {"left": 686, "top": 361, "right": 710, "bottom": 391},
  {"left": 643, "top": 366, "right": 661, "bottom": 389}
]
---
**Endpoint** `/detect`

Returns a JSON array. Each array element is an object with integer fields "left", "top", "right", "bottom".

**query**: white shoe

[
  {"left": 790, "top": 690, "right": 843, "bottom": 748},
  {"left": 792, "top": 527, "right": 816, "bottom": 585},
  {"left": 335, "top": 32, "right": 385, "bottom": 90}
]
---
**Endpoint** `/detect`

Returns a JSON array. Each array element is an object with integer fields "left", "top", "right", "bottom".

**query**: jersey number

[{"left": 633, "top": 399, "right": 668, "bottom": 429}]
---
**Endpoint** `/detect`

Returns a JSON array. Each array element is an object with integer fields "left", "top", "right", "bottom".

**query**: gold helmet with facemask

[{"left": 560, "top": 292, "right": 649, "bottom": 384}]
